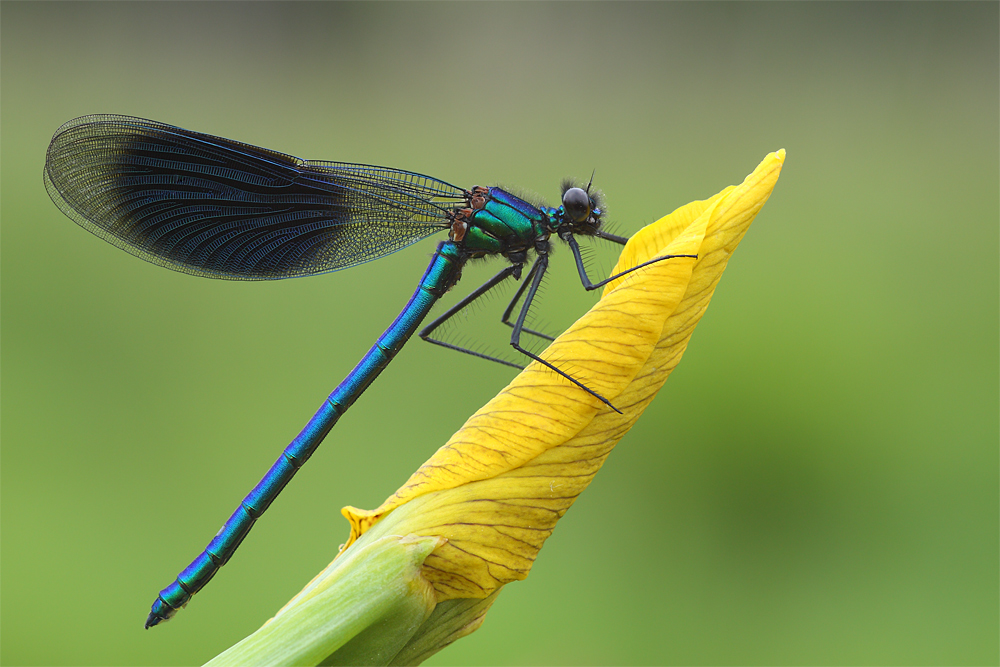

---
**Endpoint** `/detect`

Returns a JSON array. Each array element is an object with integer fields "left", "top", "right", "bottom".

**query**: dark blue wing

[{"left": 43, "top": 115, "right": 465, "bottom": 280}]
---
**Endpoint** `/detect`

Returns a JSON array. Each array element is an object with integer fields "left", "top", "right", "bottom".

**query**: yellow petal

[{"left": 339, "top": 150, "right": 785, "bottom": 601}]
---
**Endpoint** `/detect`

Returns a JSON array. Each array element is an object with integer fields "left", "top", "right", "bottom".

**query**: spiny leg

[
  {"left": 500, "top": 259, "right": 556, "bottom": 343},
  {"left": 508, "top": 254, "right": 623, "bottom": 414},
  {"left": 500, "top": 228, "right": 633, "bottom": 340},
  {"left": 595, "top": 229, "right": 630, "bottom": 245},
  {"left": 419, "top": 263, "right": 526, "bottom": 368},
  {"left": 564, "top": 233, "right": 698, "bottom": 291}
]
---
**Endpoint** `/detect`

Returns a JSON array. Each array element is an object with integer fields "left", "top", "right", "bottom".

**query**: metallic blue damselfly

[{"left": 43, "top": 115, "right": 694, "bottom": 627}]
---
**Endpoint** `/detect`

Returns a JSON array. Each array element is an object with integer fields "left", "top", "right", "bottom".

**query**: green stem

[{"left": 205, "top": 534, "right": 442, "bottom": 667}]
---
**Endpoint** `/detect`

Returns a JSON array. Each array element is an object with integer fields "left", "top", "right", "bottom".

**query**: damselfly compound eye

[{"left": 562, "top": 187, "right": 591, "bottom": 222}]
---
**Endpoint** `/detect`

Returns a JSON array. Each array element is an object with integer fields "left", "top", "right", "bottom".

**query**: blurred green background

[{"left": 2, "top": 3, "right": 996, "bottom": 665}]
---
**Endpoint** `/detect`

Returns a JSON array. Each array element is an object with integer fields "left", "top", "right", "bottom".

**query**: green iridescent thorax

[{"left": 461, "top": 187, "right": 553, "bottom": 256}]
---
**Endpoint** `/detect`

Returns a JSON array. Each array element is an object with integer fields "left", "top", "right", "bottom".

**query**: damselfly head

[{"left": 558, "top": 179, "right": 604, "bottom": 238}]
